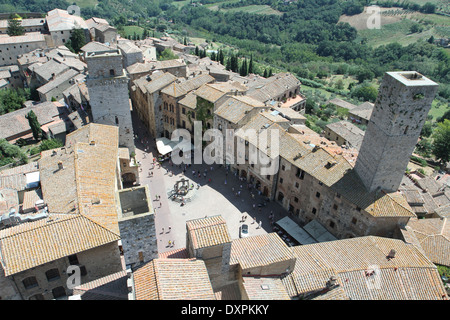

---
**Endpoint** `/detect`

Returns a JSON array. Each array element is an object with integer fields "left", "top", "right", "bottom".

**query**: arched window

[
  {"left": 45, "top": 268, "right": 60, "bottom": 281},
  {"left": 22, "top": 276, "right": 38, "bottom": 289},
  {"left": 52, "top": 286, "right": 66, "bottom": 299},
  {"left": 29, "top": 293, "right": 45, "bottom": 300},
  {"left": 109, "top": 69, "right": 115, "bottom": 76}
]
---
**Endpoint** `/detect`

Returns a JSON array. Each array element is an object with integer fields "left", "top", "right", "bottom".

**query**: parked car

[{"left": 240, "top": 224, "right": 249, "bottom": 238}]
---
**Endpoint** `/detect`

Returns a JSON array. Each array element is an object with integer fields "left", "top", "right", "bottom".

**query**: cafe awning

[
  {"left": 275, "top": 216, "right": 317, "bottom": 245},
  {"left": 156, "top": 137, "right": 193, "bottom": 156}
]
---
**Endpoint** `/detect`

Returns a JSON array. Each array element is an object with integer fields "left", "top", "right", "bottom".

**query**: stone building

[
  {"left": 117, "top": 41, "right": 144, "bottom": 69},
  {"left": 348, "top": 101, "right": 374, "bottom": 126},
  {"left": 116, "top": 185, "right": 157, "bottom": 268},
  {"left": 354, "top": 71, "right": 438, "bottom": 193},
  {"left": 130, "top": 72, "right": 177, "bottom": 138},
  {"left": 37, "top": 69, "right": 80, "bottom": 102},
  {"left": 245, "top": 72, "right": 301, "bottom": 106},
  {"left": 324, "top": 120, "right": 365, "bottom": 150},
  {"left": 0, "top": 214, "right": 123, "bottom": 300},
  {"left": 160, "top": 74, "right": 215, "bottom": 138},
  {"left": 0, "top": 33, "right": 48, "bottom": 67},
  {"left": 45, "top": 9, "right": 90, "bottom": 47},
  {"left": 85, "top": 48, "right": 135, "bottom": 151},
  {"left": 0, "top": 17, "right": 46, "bottom": 35},
  {"left": 0, "top": 123, "right": 156, "bottom": 300},
  {"left": 130, "top": 258, "right": 215, "bottom": 300},
  {"left": 186, "top": 215, "right": 233, "bottom": 290}
]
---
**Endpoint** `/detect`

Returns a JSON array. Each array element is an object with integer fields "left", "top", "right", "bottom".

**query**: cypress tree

[
  {"left": 268, "top": 68, "right": 273, "bottom": 77},
  {"left": 248, "top": 54, "right": 254, "bottom": 75},
  {"left": 25, "top": 110, "right": 42, "bottom": 141},
  {"left": 225, "top": 57, "right": 231, "bottom": 71},
  {"left": 218, "top": 49, "right": 224, "bottom": 65},
  {"left": 195, "top": 46, "right": 199, "bottom": 56},
  {"left": 263, "top": 69, "right": 268, "bottom": 78}
]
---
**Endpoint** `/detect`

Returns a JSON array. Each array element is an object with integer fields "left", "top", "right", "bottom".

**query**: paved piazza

[{"left": 131, "top": 112, "right": 291, "bottom": 254}]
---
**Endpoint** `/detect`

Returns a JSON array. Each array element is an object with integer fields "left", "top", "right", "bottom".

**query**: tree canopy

[
  {"left": 7, "top": 13, "right": 25, "bottom": 36},
  {"left": 432, "top": 119, "right": 450, "bottom": 165}
]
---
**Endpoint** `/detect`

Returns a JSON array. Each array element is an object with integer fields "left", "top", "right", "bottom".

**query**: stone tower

[
  {"left": 354, "top": 71, "right": 438, "bottom": 193},
  {"left": 86, "top": 49, "right": 135, "bottom": 151}
]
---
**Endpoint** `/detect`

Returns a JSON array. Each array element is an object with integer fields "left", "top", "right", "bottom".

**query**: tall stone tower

[
  {"left": 85, "top": 49, "right": 135, "bottom": 151},
  {"left": 354, "top": 71, "right": 438, "bottom": 193}
]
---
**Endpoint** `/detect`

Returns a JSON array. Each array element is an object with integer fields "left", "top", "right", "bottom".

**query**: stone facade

[
  {"left": 354, "top": 72, "right": 438, "bottom": 193},
  {"left": 5, "top": 241, "right": 122, "bottom": 300},
  {"left": 276, "top": 157, "right": 410, "bottom": 239},
  {"left": 86, "top": 50, "right": 135, "bottom": 151},
  {"left": 0, "top": 33, "right": 48, "bottom": 67}
]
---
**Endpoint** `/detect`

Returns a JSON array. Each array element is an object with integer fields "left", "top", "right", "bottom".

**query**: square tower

[
  {"left": 86, "top": 49, "right": 135, "bottom": 151},
  {"left": 354, "top": 71, "right": 438, "bottom": 192}
]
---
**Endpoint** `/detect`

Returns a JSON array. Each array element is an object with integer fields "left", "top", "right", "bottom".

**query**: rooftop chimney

[{"left": 387, "top": 249, "right": 396, "bottom": 260}]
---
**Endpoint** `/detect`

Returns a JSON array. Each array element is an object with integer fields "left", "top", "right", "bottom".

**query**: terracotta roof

[
  {"left": 246, "top": 73, "right": 300, "bottom": 103},
  {"left": 186, "top": 215, "right": 231, "bottom": 250},
  {"left": 286, "top": 236, "right": 448, "bottom": 300},
  {"left": 46, "top": 9, "right": 88, "bottom": 32},
  {"left": 214, "top": 95, "right": 264, "bottom": 124},
  {"left": 194, "top": 84, "right": 227, "bottom": 103},
  {"left": 214, "top": 282, "right": 241, "bottom": 300},
  {"left": 178, "top": 92, "right": 197, "bottom": 110},
  {"left": 161, "top": 74, "right": 215, "bottom": 98},
  {"left": 133, "top": 258, "right": 215, "bottom": 300},
  {"left": 72, "top": 270, "right": 128, "bottom": 300},
  {"left": 326, "top": 98, "right": 357, "bottom": 110},
  {"left": 401, "top": 218, "right": 450, "bottom": 267},
  {"left": 241, "top": 276, "right": 291, "bottom": 300},
  {"left": 330, "top": 170, "right": 416, "bottom": 218},
  {"left": 230, "top": 232, "right": 295, "bottom": 270},
  {"left": 0, "top": 101, "right": 66, "bottom": 140},
  {"left": 158, "top": 247, "right": 189, "bottom": 259},
  {"left": 22, "top": 188, "right": 43, "bottom": 212},
  {"left": 39, "top": 124, "right": 121, "bottom": 233},
  {"left": 325, "top": 120, "right": 364, "bottom": 149},
  {"left": 0, "top": 214, "right": 120, "bottom": 276},
  {"left": 349, "top": 102, "right": 374, "bottom": 120}
]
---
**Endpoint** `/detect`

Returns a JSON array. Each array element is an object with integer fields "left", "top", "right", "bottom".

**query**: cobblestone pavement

[{"left": 130, "top": 111, "right": 290, "bottom": 254}]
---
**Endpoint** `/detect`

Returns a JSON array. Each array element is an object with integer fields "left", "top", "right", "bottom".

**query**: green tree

[
  {"left": 39, "top": 138, "right": 63, "bottom": 152},
  {"left": 432, "top": 119, "right": 450, "bottom": 164},
  {"left": 248, "top": 54, "right": 254, "bottom": 74},
  {"left": 416, "top": 138, "right": 433, "bottom": 158},
  {"left": 420, "top": 122, "right": 433, "bottom": 137},
  {"left": 25, "top": 110, "right": 42, "bottom": 141},
  {"left": 0, "top": 139, "right": 28, "bottom": 166},
  {"left": 159, "top": 48, "right": 178, "bottom": 61},
  {"left": 0, "top": 88, "right": 29, "bottom": 115},
  {"left": 218, "top": 49, "right": 224, "bottom": 65},
  {"left": 351, "top": 83, "right": 378, "bottom": 102},
  {"left": 66, "top": 28, "right": 86, "bottom": 53},
  {"left": 409, "top": 23, "right": 423, "bottom": 34},
  {"left": 7, "top": 13, "right": 25, "bottom": 36}
]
